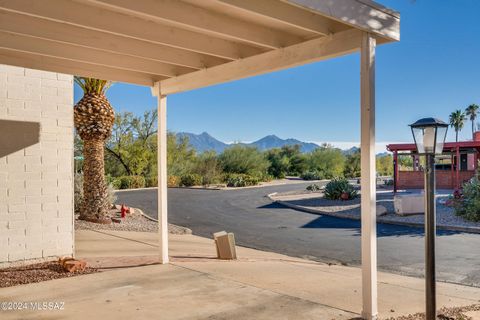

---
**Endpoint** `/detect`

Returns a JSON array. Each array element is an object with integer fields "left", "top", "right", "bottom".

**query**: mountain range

[{"left": 176, "top": 132, "right": 359, "bottom": 154}]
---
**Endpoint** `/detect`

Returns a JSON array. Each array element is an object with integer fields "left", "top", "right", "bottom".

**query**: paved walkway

[{"left": 1, "top": 230, "right": 479, "bottom": 319}]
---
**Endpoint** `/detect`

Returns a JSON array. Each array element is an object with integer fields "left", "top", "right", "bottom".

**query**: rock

[
  {"left": 127, "top": 207, "right": 135, "bottom": 214},
  {"left": 376, "top": 205, "right": 387, "bottom": 216},
  {"left": 63, "top": 260, "right": 87, "bottom": 273}
]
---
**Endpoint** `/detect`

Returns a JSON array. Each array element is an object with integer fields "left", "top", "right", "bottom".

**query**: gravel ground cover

[
  {"left": 273, "top": 190, "right": 480, "bottom": 232},
  {"left": 75, "top": 207, "right": 191, "bottom": 234},
  {"left": 0, "top": 261, "right": 97, "bottom": 288},
  {"left": 383, "top": 304, "right": 480, "bottom": 320}
]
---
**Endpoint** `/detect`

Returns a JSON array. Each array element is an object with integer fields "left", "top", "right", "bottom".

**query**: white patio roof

[
  {"left": 0, "top": 2, "right": 400, "bottom": 319},
  {"left": 0, "top": 0, "right": 398, "bottom": 94}
]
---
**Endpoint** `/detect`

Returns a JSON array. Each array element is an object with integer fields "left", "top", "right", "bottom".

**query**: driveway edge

[{"left": 267, "top": 194, "right": 480, "bottom": 234}]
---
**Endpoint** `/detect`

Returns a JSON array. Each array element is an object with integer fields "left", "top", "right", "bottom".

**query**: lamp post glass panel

[{"left": 409, "top": 118, "right": 448, "bottom": 320}]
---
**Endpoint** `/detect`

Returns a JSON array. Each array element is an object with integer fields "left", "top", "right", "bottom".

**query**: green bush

[
  {"left": 324, "top": 177, "right": 358, "bottom": 200},
  {"left": 300, "top": 170, "right": 323, "bottom": 181},
  {"left": 113, "top": 175, "right": 146, "bottom": 189},
  {"left": 180, "top": 173, "right": 202, "bottom": 187},
  {"left": 145, "top": 176, "right": 158, "bottom": 187},
  {"left": 224, "top": 174, "right": 259, "bottom": 187},
  {"left": 306, "top": 184, "right": 321, "bottom": 191},
  {"left": 454, "top": 177, "right": 480, "bottom": 221},
  {"left": 219, "top": 145, "right": 269, "bottom": 178},
  {"left": 111, "top": 178, "right": 121, "bottom": 189},
  {"left": 168, "top": 175, "right": 180, "bottom": 187}
]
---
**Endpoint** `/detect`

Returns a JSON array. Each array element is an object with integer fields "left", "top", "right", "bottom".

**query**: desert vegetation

[{"left": 74, "top": 108, "right": 394, "bottom": 189}]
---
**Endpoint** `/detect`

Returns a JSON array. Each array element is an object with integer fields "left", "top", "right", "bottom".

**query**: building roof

[
  {"left": 0, "top": 0, "right": 399, "bottom": 93},
  {"left": 387, "top": 141, "right": 480, "bottom": 153}
]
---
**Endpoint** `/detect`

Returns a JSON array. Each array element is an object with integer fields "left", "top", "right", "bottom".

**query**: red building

[{"left": 387, "top": 132, "right": 480, "bottom": 192}]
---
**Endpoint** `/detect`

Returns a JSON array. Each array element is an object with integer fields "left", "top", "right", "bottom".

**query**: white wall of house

[{"left": 0, "top": 64, "right": 74, "bottom": 266}]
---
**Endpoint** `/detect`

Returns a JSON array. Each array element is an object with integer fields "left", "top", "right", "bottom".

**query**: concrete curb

[
  {"left": 267, "top": 194, "right": 480, "bottom": 235},
  {"left": 133, "top": 207, "right": 193, "bottom": 235},
  {"left": 114, "top": 179, "right": 329, "bottom": 193}
]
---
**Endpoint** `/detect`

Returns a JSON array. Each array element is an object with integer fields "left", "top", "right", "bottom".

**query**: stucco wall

[{"left": 0, "top": 64, "right": 74, "bottom": 266}]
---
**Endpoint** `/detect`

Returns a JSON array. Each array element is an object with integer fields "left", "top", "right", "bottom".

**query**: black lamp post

[{"left": 409, "top": 118, "right": 448, "bottom": 320}]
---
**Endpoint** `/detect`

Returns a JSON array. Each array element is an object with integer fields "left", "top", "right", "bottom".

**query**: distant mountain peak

[{"left": 177, "top": 132, "right": 320, "bottom": 153}]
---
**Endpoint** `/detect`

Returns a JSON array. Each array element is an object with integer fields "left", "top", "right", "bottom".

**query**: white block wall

[{"left": 0, "top": 64, "right": 74, "bottom": 265}]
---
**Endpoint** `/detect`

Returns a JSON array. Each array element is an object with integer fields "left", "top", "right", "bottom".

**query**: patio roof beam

[
  {"left": 160, "top": 29, "right": 362, "bottom": 95},
  {"left": 86, "top": 0, "right": 305, "bottom": 50},
  {"left": 0, "top": 0, "right": 265, "bottom": 60},
  {"left": 0, "top": 11, "right": 229, "bottom": 69},
  {"left": 286, "top": 0, "right": 400, "bottom": 41},
  {"left": 216, "top": 0, "right": 335, "bottom": 35},
  {"left": 0, "top": 48, "right": 162, "bottom": 86},
  {"left": 0, "top": 31, "right": 196, "bottom": 77}
]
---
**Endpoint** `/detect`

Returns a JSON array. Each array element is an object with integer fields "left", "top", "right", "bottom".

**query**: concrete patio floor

[{"left": 1, "top": 229, "right": 479, "bottom": 320}]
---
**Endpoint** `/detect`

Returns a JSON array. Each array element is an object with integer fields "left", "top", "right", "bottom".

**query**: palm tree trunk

[
  {"left": 456, "top": 130, "right": 459, "bottom": 142},
  {"left": 473, "top": 120, "right": 475, "bottom": 140},
  {"left": 80, "top": 138, "right": 110, "bottom": 223}
]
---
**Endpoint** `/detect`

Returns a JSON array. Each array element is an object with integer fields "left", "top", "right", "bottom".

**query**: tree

[
  {"left": 105, "top": 110, "right": 158, "bottom": 178},
  {"left": 167, "top": 133, "right": 196, "bottom": 178},
  {"left": 266, "top": 145, "right": 307, "bottom": 178},
  {"left": 74, "top": 77, "right": 115, "bottom": 223},
  {"left": 219, "top": 145, "right": 269, "bottom": 178},
  {"left": 344, "top": 151, "right": 361, "bottom": 178},
  {"left": 194, "top": 151, "right": 220, "bottom": 185},
  {"left": 376, "top": 154, "right": 393, "bottom": 176},
  {"left": 465, "top": 104, "right": 479, "bottom": 139},
  {"left": 449, "top": 109, "right": 466, "bottom": 142},
  {"left": 306, "top": 144, "right": 345, "bottom": 179}
]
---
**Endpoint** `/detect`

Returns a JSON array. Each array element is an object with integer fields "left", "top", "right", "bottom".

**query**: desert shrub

[
  {"left": 193, "top": 151, "right": 221, "bottom": 186},
  {"left": 145, "top": 175, "right": 158, "bottom": 188},
  {"left": 384, "top": 179, "right": 394, "bottom": 186},
  {"left": 306, "top": 145, "right": 345, "bottom": 179},
  {"left": 106, "top": 183, "right": 118, "bottom": 206},
  {"left": 113, "top": 175, "right": 146, "bottom": 189},
  {"left": 300, "top": 170, "right": 323, "bottom": 181},
  {"left": 324, "top": 177, "right": 358, "bottom": 200},
  {"left": 224, "top": 174, "right": 259, "bottom": 187},
  {"left": 180, "top": 173, "right": 202, "bottom": 187},
  {"left": 168, "top": 175, "right": 180, "bottom": 187},
  {"left": 111, "top": 178, "right": 122, "bottom": 190},
  {"left": 454, "top": 177, "right": 480, "bottom": 221},
  {"left": 306, "top": 184, "right": 321, "bottom": 191},
  {"left": 343, "top": 152, "right": 361, "bottom": 178},
  {"left": 219, "top": 145, "right": 269, "bottom": 179}
]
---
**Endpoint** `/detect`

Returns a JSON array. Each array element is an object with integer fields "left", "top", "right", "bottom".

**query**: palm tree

[
  {"left": 465, "top": 103, "right": 480, "bottom": 139},
  {"left": 74, "top": 77, "right": 115, "bottom": 223},
  {"left": 449, "top": 109, "right": 466, "bottom": 142}
]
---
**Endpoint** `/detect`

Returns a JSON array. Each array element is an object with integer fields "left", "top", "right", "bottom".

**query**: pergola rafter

[{"left": 0, "top": 1, "right": 400, "bottom": 319}]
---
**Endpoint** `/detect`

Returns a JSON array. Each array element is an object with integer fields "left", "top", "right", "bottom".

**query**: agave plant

[{"left": 74, "top": 77, "right": 115, "bottom": 223}]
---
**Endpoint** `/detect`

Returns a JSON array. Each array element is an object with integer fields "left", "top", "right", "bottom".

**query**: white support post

[
  {"left": 360, "top": 32, "right": 377, "bottom": 320},
  {"left": 154, "top": 82, "right": 169, "bottom": 264}
]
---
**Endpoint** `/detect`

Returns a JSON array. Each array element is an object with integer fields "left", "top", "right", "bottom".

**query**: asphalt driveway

[{"left": 116, "top": 183, "right": 480, "bottom": 287}]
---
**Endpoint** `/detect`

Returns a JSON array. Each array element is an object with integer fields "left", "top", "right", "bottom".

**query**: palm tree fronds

[
  {"left": 449, "top": 109, "right": 466, "bottom": 142},
  {"left": 74, "top": 76, "right": 113, "bottom": 95}
]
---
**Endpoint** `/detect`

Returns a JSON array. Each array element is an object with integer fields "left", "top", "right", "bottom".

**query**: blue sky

[{"left": 74, "top": 0, "right": 480, "bottom": 151}]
